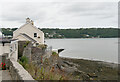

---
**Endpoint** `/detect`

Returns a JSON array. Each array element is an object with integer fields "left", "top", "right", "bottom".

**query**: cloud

[
  {"left": 62, "top": 2, "right": 117, "bottom": 18},
  {"left": 1, "top": 2, "right": 48, "bottom": 23},
  {"left": 0, "top": 1, "right": 118, "bottom": 28}
]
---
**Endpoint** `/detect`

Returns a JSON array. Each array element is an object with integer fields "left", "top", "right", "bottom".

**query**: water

[{"left": 45, "top": 38, "right": 118, "bottom": 64}]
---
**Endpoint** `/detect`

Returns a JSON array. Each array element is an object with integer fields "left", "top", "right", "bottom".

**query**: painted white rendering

[
  {"left": 13, "top": 18, "right": 44, "bottom": 44},
  {"left": 0, "top": 39, "right": 18, "bottom": 61},
  {"left": 0, "top": 43, "right": 10, "bottom": 55},
  {"left": 9, "top": 40, "right": 18, "bottom": 61},
  {"left": 0, "top": 29, "right": 2, "bottom": 38}
]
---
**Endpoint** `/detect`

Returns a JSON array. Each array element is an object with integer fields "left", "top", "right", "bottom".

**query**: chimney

[
  {"left": 31, "top": 20, "right": 34, "bottom": 25},
  {"left": 26, "top": 17, "right": 31, "bottom": 23}
]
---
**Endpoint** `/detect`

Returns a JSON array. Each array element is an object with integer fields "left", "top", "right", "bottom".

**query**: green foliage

[
  {"left": 1, "top": 28, "right": 13, "bottom": 36},
  {"left": 21, "top": 61, "right": 73, "bottom": 80},
  {"left": 37, "top": 44, "right": 47, "bottom": 50},
  {"left": 52, "top": 51, "right": 59, "bottom": 57},
  {"left": 26, "top": 41, "right": 30, "bottom": 45},
  {"left": 40, "top": 28, "right": 119, "bottom": 38},
  {"left": 1, "top": 28, "right": 119, "bottom": 38},
  {"left": 20, "top": 56, "right": 28, "bottom": 63},
  {"left": 1, "top": 63, "right": 6, "bottom": 70},
  {"left": 24, "top": 41, "right": 30, "bottom": 48},
  {"left": 52, "top": 51, "right": 57, "bottom": 55},
  {"left": 18, "top": 56, "right": 28, "bottom": 69},
  {"left": 40, "top": 67, "right": 44, "bottom": 74}
]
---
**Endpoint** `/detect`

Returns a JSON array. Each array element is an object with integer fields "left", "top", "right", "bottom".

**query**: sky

[{"left": 0, "top": 0, "right": 119, "bottom": 29}]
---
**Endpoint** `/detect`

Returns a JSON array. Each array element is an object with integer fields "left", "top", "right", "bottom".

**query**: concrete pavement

[{"left": 0, "top": 70, "right": 12, "bottom": 81}]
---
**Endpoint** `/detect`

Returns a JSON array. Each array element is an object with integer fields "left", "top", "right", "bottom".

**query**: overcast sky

[{"left": 0, "top": 0, "right": 119, "bottom": 29}]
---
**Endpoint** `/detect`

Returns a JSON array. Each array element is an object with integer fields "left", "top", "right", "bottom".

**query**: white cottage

[
  {"left": 13, "top": 18, "right": 44, "bottom": 44},
  {"left": 0, "top": 29, "right": 2, "bottom": 38}
]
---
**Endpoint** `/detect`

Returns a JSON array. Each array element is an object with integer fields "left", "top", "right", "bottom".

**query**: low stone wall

[{"left": 8, "top": 58, "right": 35, "bottom": 81}]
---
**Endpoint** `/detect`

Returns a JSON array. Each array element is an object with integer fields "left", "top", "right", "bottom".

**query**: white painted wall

[
  {"left": 9, "top": 40, "right": 18, "bottom": 61},
  {"left": 0, "top": 43, "right": 10, "bottom": 55},
  {"left": 0, "top": 40, "right": 18, "bottom": 61},
  {"left": 0, "top": 29, "right": 2, "bottom": 38},
  {"left": 13, "top": 23, "right": 44, "bottom": 44},
  {"left": 15, "top": 35, "right": 29, "bottom": 41}
]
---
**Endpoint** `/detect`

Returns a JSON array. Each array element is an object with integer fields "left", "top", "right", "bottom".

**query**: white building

[
  {"left": 0, "top": 29, "right": 2, "bottom": 38},
  {"left": 0, "top": 39, "right": 18, "bottom": 61},
  {"left": 13, "top": 18, "right": 44, "bottom": 44},
  {"left": 0, "top": 40, "right": 10, "bottom": 56}
]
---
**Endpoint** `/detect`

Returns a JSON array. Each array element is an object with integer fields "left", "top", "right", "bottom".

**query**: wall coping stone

[{"left": 9, "top": 58, "right": 36, "bottom": 81}]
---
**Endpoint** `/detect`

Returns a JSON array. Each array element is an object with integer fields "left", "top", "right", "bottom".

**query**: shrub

[
  {"left": 20, "top": 56, "right": 28, "bottom": 63},
  {"left": 18, "top": 56, "right": 28, "bottom": 69},
  {"left": 37, "top": 44, "right": 47, "bottom": 50},
  {"left": 0, "top": 62, "right": 6, "bottom": 70},
  {"left": 52, "top": 52, "right": 57, "bottom": 55},
  {"left": 24, "top": 41, "right": 30, "bottom": 48},
  {"left": 52, "top": 51, "right": 58, "bottom": 57}
]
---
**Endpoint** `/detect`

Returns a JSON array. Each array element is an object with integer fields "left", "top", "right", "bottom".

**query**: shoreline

[
  {"left": 60, "top": 57, "right": 118, "bottom": 68},
  {"left": 60, "top": 57, "right": 118, "bottom": 80},
  {"left": 45, "top": 38, "right": 118, "bottom": 39}
]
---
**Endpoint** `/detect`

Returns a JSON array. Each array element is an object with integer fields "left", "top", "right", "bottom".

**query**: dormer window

[{"left": 34, "top": 33, "right": 37, "bottom": 37}]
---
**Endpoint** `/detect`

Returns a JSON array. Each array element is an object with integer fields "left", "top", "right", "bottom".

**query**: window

[
  {"left": 34, "top": 33, "right": 37, "bottom": 37},
  {"left": 38, "top": 36, "right": 40, "bottom": 38}
]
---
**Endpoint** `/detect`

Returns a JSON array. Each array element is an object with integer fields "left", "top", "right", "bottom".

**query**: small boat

[
  {"left": 52, "top": 48, "right": 65, "bottom": 54},
  {"left": 58, "top": 49, "right": 65, "bottom": 54}
]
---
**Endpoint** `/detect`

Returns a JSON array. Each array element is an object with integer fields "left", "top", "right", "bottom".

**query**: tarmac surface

[{"left": 0, "top": 70, "right": 12, "bottom": 81}]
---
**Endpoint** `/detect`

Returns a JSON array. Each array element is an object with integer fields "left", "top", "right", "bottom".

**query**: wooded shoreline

[{"left": 1, "top": 28, "right": 119, "bottom": 38}]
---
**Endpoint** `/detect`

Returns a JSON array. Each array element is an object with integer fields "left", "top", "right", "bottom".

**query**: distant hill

[{"left": 1, "top": 28, "right": 119, "bottom": 38}]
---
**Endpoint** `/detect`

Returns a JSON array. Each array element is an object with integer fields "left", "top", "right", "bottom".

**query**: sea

[{"left": 45, "top": 38, "right": 119, "bottom": 64}]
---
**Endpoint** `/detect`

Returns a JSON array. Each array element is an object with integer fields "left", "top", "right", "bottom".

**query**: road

[{"left": 0, "top": 70, "right": 12, "bottom": 81}]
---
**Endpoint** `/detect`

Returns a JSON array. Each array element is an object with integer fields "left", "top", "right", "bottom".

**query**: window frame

[{"left": 34, "top": 33, "right": 37, "bottom": 37}]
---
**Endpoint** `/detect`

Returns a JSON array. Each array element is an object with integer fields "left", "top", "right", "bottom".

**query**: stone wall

[
  {"left": 1, "top": 53, "right": 35, "bottom": 80},
  {"left": 8, "top": 58, "right": 35, "bottom": 81},
  {"left": 23, "top": 46, "right": 44, "bottom": 65},
  {"left": 23, "top": 43, "right": 45, "bottom": 65},
  {"left": 18, "top": 41, "right": 28, "bottom": 58}
]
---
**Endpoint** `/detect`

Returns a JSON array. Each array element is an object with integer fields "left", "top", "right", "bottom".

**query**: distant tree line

[
  {"left": 40, "top": 28, "right": 119, "bottom": 38},
  {"left": 1, "top": 28, "right": 119, "bottom": 38}
]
